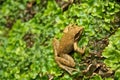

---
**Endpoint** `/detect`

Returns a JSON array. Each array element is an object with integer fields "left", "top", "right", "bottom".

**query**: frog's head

[{"left": 72, "top": 25, "right": 84, "bottom": 41}]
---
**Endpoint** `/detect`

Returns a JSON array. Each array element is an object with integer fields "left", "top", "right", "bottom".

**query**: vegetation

[{"left": 0, "top": 0, "right": 120, "bottom": 79}]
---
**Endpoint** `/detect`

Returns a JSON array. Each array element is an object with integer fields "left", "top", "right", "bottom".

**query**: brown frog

[{"left": 53, "top": 24, "right": 85, "bottom": 74}]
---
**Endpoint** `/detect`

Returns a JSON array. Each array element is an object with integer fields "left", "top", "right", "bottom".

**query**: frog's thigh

[
  {"left": 55, "top": 57, "right": 77, "bottom": 74},
  {"left": 53, "top": 38, "right": 59, "bottom": 56},
  {"left": 55, "top": 54, "right": 75, "bottom": 67},
  {"left": 74, "top": 42, "right": 85, "bottom": 54}
]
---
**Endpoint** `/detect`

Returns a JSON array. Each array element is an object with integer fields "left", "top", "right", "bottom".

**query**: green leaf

[
  {"left": 115, "top": 70, "right": 120, "bottom": 80},
  {"left": 90, "top": 74, "right": 102, "bottom": 80}
]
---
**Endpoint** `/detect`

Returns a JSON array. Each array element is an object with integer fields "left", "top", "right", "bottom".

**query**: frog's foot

[
  {"left": 74, "top": 42, "right": 86, "bottom": 54},
  {"left": 55, "top": 57, "right": 77, "bottom": 74},
  {"left": 62, "top": 65, "right": 78, "bottom": 75}
]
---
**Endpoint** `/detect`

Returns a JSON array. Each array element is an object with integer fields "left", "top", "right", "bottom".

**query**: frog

[{"left": 52, "top": 24, "right": 85, "bottom": 74}]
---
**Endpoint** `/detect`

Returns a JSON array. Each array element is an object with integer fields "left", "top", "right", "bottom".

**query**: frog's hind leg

[
  {"left": 55, "top": 54, "right": 77, "bottom": 74},
  {"left": 60, "top": 54, "right": 75, "bottom": 67},
  {"left": 55, "top": 57, "right": 77, "bottom": 74}
]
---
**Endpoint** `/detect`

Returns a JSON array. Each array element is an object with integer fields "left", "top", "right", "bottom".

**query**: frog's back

[{"left": 58, "top": 34, "right": 74, "bottom": 54}]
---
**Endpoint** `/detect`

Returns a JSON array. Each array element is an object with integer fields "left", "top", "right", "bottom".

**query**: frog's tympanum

[{"left": 53, "top": 24, "right": 85, "bottom": 74}]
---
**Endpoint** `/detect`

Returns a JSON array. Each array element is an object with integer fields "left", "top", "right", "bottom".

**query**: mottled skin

[{"left": 53, "top": 24, "right": 85, "bottom": 74}]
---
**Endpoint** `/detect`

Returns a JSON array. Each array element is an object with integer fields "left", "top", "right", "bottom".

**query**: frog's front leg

[
  {"left": 55, "top": 54, "right": 77, "bottom": 74},
  {"left": 74, "top": 41, "right": 85, "bottom": 54}
]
